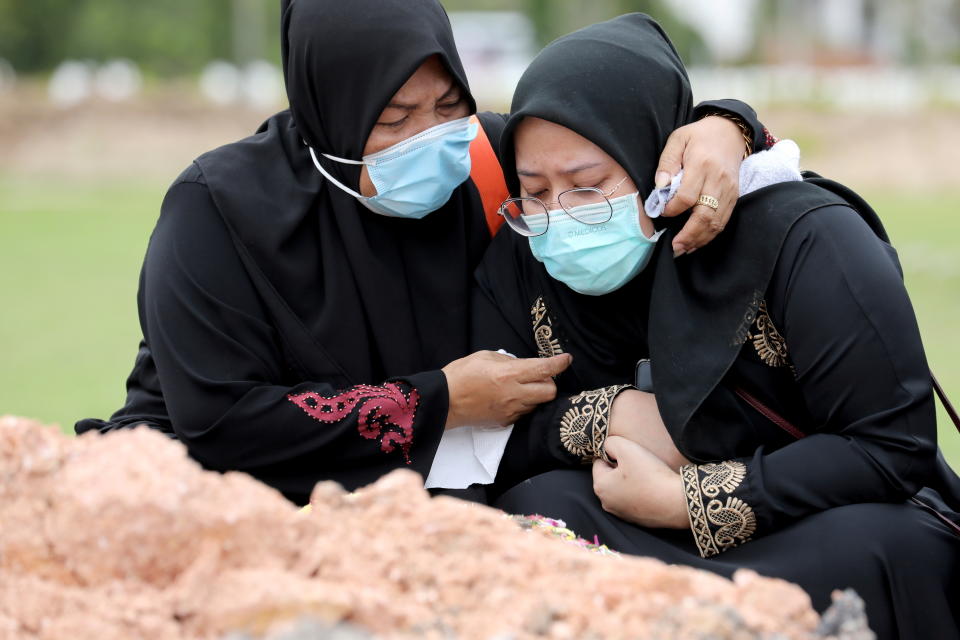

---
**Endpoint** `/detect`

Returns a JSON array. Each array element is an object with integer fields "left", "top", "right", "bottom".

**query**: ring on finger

[{"left": 696, "top": 194, "right": 720, "bottom": 211}]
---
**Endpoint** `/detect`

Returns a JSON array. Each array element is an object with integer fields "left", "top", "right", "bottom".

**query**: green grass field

[{"left": 1, "top": 174, "right": 959, "bottom": 465}]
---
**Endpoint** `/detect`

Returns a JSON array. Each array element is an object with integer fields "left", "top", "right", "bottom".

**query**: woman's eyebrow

[
  {"left": 435, "top": 81, "right": 459, "bottom": 103},
  {"left": 517, "top": 161, "right": 602, "bottom": 178},
  {"left": 562, "top": 161, "right": 602, "bottom": 175},
  {"left": 385, "top": 81, "right": 458, "bottom": 111},
  {"left": 384, "top": 100, "right": 418, "bottom": 111}
]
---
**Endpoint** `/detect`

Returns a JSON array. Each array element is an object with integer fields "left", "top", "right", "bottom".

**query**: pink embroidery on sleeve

[{"left": 287, "top": 383, "right": 421, "bottom": 463}]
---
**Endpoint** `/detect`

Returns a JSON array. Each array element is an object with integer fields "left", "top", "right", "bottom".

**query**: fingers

[
  {"left": 671, "top": 171, "right": 734, "bottom": 255},
  {"left": 513, "top": 353, "right": 573, "bottom": 383},
  {"left": 592, "top": 457, "right": 615, "bottom": 484},
  {"left": 476, "top": 350, "right": 517, "bottom": 362},
  {"left": 662, "top": 161, "right": 704, "bottom": 221},
  {"left": 662, "top": 115, "right": 743, "bottom": 254},
  {"left": 602, "top": 435, "right": 629, "bottom": 461},
  {"left": 654, "top": 128, "right": 688, "bottom": 189},
  {"left": 516, "top": 380, "right": 558, "bottom": 406}
]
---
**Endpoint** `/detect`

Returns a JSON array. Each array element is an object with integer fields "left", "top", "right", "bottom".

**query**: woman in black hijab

[
  {"left": 75, "top": 0, "right": 773, "bottom": 505},
  {"left": 474, "top": 14, "right": 960, "bottom": 639}
]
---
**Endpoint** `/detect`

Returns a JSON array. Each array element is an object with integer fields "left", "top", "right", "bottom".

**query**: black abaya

[
  {"left": 78, "top": 0, "right": 496, "bottom": 503},
  {"left": 473, "top": 13, "right": 960, "bottom": 639},
  {"left": 482, "top": 203, "right": 960, "bottom": 639}
]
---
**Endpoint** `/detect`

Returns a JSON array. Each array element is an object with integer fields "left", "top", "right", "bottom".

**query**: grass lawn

[{"left": 1, "top": 174, "right": 959, "bottom": 466}]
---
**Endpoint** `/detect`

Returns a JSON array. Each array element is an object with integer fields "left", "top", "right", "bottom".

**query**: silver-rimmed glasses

[{"left": 498, "top": 176, "right": 629, "bottom": 237}]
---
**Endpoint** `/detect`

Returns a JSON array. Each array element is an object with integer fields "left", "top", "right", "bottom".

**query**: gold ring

[{"left": 696, "top": 194, "right": 720, "bottom": 211}]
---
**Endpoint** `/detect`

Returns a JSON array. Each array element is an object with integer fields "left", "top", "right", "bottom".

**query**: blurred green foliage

[{"left": 0, "top": 0, "right": 278, "bottom": 74}]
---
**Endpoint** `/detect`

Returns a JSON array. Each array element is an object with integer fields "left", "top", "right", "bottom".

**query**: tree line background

[{"left": 0, "top": 0, "right": 712, "bottom": 75}]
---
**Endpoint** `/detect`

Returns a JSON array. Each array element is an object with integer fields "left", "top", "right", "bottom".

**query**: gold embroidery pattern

[
  {"left": 559, "top": 385, "right": 631, "bottom": 463},
  {"left": 751, "top": 300, "right": 789, "bottom": 368},
  {"left": 699, "top": 461, "right": 748, "bottom": 498},
  {"left": 681, "top": 460, "right": 756, "bottom": 558},
  {"left": 706, "top": 497, "right": 757, "bottom": 551},
  {"left": 681, "top": 464, "right": 720, "bottom": 558},
  {"left": 531, "top": 296, "right": 564, "bottom": 359}
]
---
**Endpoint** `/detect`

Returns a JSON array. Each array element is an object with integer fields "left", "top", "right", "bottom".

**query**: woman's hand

[
  {"left": 654, "top": 115, "right": 747, "bottom": 256},
  {"left": 442, "top": 351, "right": 572, "bottom": 429},
  {"left": 592, "top": 436, "right": 689, "bottom": 529},
  {"left": 608, "top": 390, "right": 689, "bottom": 469}
]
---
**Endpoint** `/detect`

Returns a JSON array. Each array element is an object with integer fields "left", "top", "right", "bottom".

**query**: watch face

[{"left": 635, "top": 358, "right": 653, "bottom": 392}]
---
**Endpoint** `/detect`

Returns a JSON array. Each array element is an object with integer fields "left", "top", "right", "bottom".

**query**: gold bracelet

[{"left": 704, "top": 111, "right": 753, "bottom": 160}]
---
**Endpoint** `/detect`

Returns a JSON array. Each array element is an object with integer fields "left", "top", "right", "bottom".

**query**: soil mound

[{"left": 0, "top": 416, "right": 871, "bottom": 639}]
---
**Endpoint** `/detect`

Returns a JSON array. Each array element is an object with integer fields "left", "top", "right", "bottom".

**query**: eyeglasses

[{"left": 498, "top": 176, "right": 629, "bottom": 237}]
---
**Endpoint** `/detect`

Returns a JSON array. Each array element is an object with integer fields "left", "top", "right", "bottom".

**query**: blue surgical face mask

[
  {"left": 526, "top": 193, "right": 664, "bottom": 296},
  {"left": 308, "top": 116, "right": 479, "bottom": 219}
]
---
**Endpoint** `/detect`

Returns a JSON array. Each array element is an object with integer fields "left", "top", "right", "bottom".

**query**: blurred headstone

[
  {"left": 200, "top": 60, "right": 242, "bottom": 106},
  {"left": 241, "top": 60, "right": 283, "bottom": 110},
  {"left": 48, "top": 60, "right": 95, "bottom": 107},
  {"left": 94, "top": 59, "right": 142, "bottom": 102},
  {"left": 665, "top": 0, "right": 759, "bottom": 62},
  {"left": 0, "top": 59, "right": 15, "bottom": 93},
  {"left": 448, "top": 11, "right": 536, "bottom": 108}
]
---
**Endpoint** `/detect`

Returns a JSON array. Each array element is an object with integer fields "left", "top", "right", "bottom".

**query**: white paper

[
  {"left": 424, "top": 348, "right": 517, "bottom": 490},
  {"left": 424, "top": 424, "right": 514, "bottom": 489}
]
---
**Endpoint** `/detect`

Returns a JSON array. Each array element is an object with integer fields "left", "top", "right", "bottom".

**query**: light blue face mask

[
  {"left": 308, "top": 116, "right": 479, "bottom": 219},
  {"left": 526, "top": 192, "right": 664, "bottom": 296}
]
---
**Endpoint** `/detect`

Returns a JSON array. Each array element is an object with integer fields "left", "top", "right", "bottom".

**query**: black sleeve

[
  {"left": 693, "top": 99, "right": 775, "bottom": 152},
  {"left": 74, "top": 340, "right": 175, "bottom": 437},
  {"left": 139, "top": 175, "right": 447, "bottom": 502},
  {"left": 680, "top": 205, "right": 937, "bottom": 558}
]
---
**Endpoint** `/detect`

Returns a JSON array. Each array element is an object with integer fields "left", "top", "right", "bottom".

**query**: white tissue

[
  {"left": 423, "top": 423, "right": 515, "bottom": 489},
  {"left": 644, "top": 170, "right": 684, "bottom": 219},
  {"left": 423, "top": 348, "right": 517, "bottom": 490}
]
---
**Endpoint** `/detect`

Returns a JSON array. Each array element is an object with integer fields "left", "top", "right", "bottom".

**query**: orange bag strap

[{"left": 468, "top": 115, "right": 509, "bottom": 237}]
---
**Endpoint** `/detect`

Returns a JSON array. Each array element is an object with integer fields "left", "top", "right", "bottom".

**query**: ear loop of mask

[{"left": 307, "top": 143, "right": 366, "bottom": 200}]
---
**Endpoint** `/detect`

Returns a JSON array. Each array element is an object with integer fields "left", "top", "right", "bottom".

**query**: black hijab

[
  {"left": 194, "top": 0, "right": 492, "bottom": 386},
  {"left": 494, "top": 14, "right": 883, "bottom": 444},
  {"left": 499, "top": 13, "right": 691, "bottom": 201}
]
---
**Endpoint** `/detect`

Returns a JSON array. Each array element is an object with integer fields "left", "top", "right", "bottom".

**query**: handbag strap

[
  {"left": 736, "top": 369, "right": 960, "bottom": 439},
  {"left": 931, "top": 372, "right": 960, "bottom": 435},
  {"left": 735, "top": 375, "right": 960, "bottom": 539},
  {"left": 733, "top": 387, "right": 807, "bottom": 439}
]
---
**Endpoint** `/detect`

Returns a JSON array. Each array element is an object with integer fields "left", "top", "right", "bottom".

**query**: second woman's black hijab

[
  {"left": 500, "top": 13, "right": 692, "bottom": 200},
  {"left": 496, "top": 14, "right": 876, "bottom": 446},
  {"left": 194, "top": 0, "right": 492, "bottom": 386}
]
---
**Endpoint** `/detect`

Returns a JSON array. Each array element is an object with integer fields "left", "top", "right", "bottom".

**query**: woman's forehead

[
  {"left": 388, "top": 56, "right": 455, "bottom": 105},
  {"left": 515, "top": 117, "right": 618, "bottom": 170}
]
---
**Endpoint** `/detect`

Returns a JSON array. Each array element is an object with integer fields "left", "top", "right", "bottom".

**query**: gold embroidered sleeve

[
  {"left": 559, "top": 385, "right": 633, "bottom": 463},
  {"left": 680, "top": 460, "right": 757, "bottom": 558}
]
